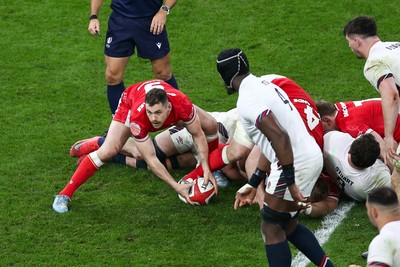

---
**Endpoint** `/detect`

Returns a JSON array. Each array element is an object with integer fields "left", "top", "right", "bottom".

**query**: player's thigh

[
  {"left": 233, "top": 120, "right": 254, "bottom": 150},
  {"left": 97, "top": 121, "right": 131, "bottom": 159},
  {"left": 226, "top": 139, "right": 252, "bottom": 163},
  {"left": 105, "top": 56, "right": 130, "bottom": 83},
  {"left": 194, "top": 105, "right": 218, "bottom": 135},
  {"left": 150, "top": 54, "right": 172, "bottom": 79}
]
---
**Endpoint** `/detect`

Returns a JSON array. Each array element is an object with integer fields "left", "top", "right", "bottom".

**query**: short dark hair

[
  {"left": 349, "top": 133, "right": 380, "bottom": 169},
  {"left": 343, "top": 16, "right": 377, "bottom": 38},
  {"left": 216, "top": 48, "right": 250, "bottom": 94},
  {"left": 316, "top": 100, "right": 336, "bottom": 117},
  {"left": 145, "top": 88, "right": 168, "bottom": 107},
  {"left": 367, "top": 187, "right": 398, "bottom": 206}
]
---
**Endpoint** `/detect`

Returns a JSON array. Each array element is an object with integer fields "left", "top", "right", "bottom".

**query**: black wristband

[
  {"left": 248, "top": 167, "right": 267, "bottom": 188},
  {"left": 282, "top": 163, "right": 295, "bottom": 186},
  {"left": 89, "top": 15, "right": 98, "bottom": 20}
]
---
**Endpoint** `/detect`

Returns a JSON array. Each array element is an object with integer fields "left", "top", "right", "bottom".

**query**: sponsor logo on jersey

[
  {"left": 130, "top": 122, "right": 141, "bottom": 136},
  {"left": 339, "top": 102, "right": 349, "bottom": 117}
]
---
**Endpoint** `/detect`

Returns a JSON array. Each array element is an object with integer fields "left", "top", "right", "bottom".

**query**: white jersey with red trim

[
  {"left": 323, "top": 131, "right": 391, "bottom": 201},
  {"left": 368, "top": 221, "right": 400, "bottom": 266},
  {"left": 237, "top": 74, "right": 320, "bottom": 165},
  {"left": 365, "top": 41, "right": 400, "bottom": 90}
]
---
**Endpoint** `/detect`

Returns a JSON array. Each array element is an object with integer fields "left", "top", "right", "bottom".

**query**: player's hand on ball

[
  {"left": 234, "top": 184, "right": 256, "bottom": 210},
  {"left": 176, "top": 181, "right": 195, "bottom": 206},
  {"left": 203, "top": 170, "right": 218, "bottom": 195}
]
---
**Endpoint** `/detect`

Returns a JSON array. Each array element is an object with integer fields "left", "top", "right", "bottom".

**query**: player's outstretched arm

[{"left": 135, "top": 137, "right": 194, "bottom": 205}]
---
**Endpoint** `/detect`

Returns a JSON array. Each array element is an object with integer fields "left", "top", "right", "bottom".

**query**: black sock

[
  {"left": 287, "top": 224, "right": 334, "bottom": 266},
  {"left": 107, "top": 82, "right": 125, "bottom": 115}
]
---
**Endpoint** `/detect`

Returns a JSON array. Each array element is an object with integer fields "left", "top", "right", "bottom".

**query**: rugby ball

[{"left": 178, "top": 177, "right": 216, "bottom": 205}]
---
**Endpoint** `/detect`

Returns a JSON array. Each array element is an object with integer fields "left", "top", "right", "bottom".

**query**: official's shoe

[
  {"left": 70, "top": 136, "right": 101, "bottom": 157},
  {"left": 361, "top": 251, "right": 368, "bottom": 259},
  {"left": 52, "top": 195, "right": 71, "bottom": 213},
  {"left": 213, "top": 170, "right": 230, "bottom": 188}
]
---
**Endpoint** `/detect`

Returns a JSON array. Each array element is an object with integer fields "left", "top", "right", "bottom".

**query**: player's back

[
  {"left": 237, "top": 74, "right": 319, "bottom": 162},
  {"left": 264, "top": 75, "right": 324, "bottom": 150}
]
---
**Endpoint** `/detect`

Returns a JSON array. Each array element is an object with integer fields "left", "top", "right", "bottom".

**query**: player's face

[
  {"left": 146, "top": 102, "right": 171, "bottom": 129},
  {"left": 345, "top": 35, "right": 363, "bottom": 59}
]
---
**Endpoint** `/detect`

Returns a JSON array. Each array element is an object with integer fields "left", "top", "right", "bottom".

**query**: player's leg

[
  {"left": 105, "top": 56, "right": 129, "bottom": 115},
  {"left": 134, "top": 17, "right": 178, "bottom": 89},
  {"left": 104, "top": 12, "right": 134, "bottom": 116},
  {"left": 52, "top": 121, "right": 130, "bottom": 213},
  {"left": 150, "top": 54, "right": 178, "bottom": 89}
]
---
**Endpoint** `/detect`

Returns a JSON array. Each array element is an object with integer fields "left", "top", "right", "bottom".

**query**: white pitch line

[{"left": 291, "top": 201, "right": 356, "bottom": 267}]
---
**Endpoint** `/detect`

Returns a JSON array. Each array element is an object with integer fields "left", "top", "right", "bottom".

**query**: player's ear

[{"left": 167, "top": 102, "right": 172, "bottom": 111}]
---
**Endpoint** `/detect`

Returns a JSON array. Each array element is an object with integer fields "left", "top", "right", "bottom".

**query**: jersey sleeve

[
  {"left": 368, "top": 235, "right": 394, "bottom": 266},
  {"left": 178, "top": 96, "right": 196, "bottom": 125},
  {"left": 365, "top": 58, "right": 392, "bottom": 90}
]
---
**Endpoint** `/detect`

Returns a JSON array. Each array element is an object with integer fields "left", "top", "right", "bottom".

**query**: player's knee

[
  {"left": 153, "top": 68, "right": 172, "bottom": 81},
  {"left": 105, "top": 69, "right": 123, "bottom": 85}
]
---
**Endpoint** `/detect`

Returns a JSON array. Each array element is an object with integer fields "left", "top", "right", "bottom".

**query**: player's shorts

[
  {"left": 233, "top": 121, "right": 255, "bottom": 149},
  {"left": 168, "top": 126, "right": 196, "bottom": 154},
  {"left": 265, "top": 150, "right": 323, "bottom": 201},
  {"left": 105, "top": 11, "right": 170, "bottom": 59}
]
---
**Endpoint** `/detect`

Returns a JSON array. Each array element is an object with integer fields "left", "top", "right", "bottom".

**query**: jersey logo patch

[{"left": 130, "top": 122, "right": 141, "bottom": 136}]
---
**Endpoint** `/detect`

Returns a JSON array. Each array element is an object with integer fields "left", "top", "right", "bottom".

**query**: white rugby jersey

[
  {"left": 368, "top": 221, "right": 400, "bottom": 266},
  {"left": 365, "top": 41, "right": 400, "bottom": 90},
  {"left": 323, "top": 131, "right": 391, "bottom": 201},
  {"left": 237, "top": 74, "right": 320, "bottom": 164}
]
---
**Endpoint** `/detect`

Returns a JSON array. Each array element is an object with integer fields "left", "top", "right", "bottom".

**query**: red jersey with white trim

[
  {"left": 261, "top": 75, "right": 324, "bottom": 150},
  {"left": 114, "top": 80, "right": 196, "bottom": 141},
  {"left": 334, "top": 98, "right": 400, "bottom": 142}
]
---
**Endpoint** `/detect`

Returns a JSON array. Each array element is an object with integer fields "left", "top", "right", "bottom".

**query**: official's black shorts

[{"left": 105, "top": 11, "right": 170, "bottom": 59}]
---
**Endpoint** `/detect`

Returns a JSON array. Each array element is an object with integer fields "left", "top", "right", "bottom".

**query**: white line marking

[{"left": 291, "top": 201, "right": 356, "bottom": 267}]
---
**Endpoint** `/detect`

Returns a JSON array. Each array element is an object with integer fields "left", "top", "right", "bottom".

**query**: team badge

[{"left": 130, "top": 122, "right": 141, "bottom": 136}]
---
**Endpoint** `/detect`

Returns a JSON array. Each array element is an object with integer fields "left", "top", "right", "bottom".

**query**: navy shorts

[{"left": 105, "top": 11, "right": 170, "bottom": 59}]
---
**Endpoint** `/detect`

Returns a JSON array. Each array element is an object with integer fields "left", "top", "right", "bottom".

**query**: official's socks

[
  {"left": 107, "top": 81, "right": 125, "bottom": 115},
  {"left": 165, "top": 75, "right": 178, "bottom": 90}
]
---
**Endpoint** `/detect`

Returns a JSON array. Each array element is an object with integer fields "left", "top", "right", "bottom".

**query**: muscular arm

[
  {"left": 164, "top": 0, "right": 178, "bottom": 9},
  {"left": 379, "top": 77, "right": 400, "bottom": 163},
  {"left": 257, "top": 111, "right": 293, "bottom": 166},
  {"left": 134, "top": 137, "right": 193, "bottom": 203},
  {"left": 308, "top": 197, "right": 338, "bottom": 219}
]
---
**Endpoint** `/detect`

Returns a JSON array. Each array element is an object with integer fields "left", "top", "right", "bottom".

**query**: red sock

[
  {"left": 207, "top": 137, "right": 219, "bottom": 153},
  {"left": 186, "top": 144, "right": 228, "bottom": 178},
  {"left": 59, "top": 155, "right": 99, "bottom": 199}
]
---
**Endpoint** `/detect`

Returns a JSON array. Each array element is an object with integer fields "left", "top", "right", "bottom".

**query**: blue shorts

[{"left": 105, "top": 11, "right": 170, "bottom": 59}]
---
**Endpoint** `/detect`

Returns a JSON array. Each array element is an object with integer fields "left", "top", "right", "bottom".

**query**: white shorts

[
  {"left": 233, "top": 121, "right": 255, "bottom": 149},
  {"left": 265, "top": 151, "right": 323, "bottom": 201},
  {"left": 168, "top": 126, "right": 196, "bottom": 154}
]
